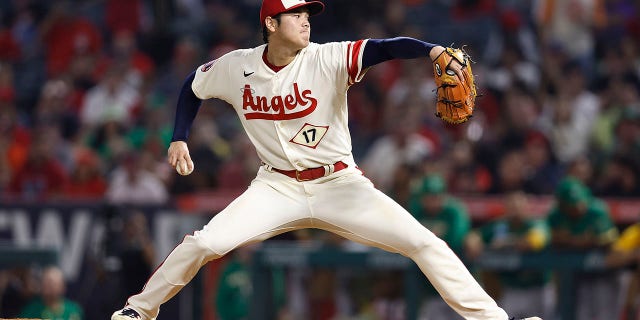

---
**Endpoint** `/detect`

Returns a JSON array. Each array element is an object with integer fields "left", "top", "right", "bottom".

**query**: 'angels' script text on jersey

[{"left": 242, "top": 83, "right": 317, "bottom": 120}]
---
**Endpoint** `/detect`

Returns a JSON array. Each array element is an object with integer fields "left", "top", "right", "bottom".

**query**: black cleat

[{"left": 112, "top": 307, "right": 144, "bottom": 320}]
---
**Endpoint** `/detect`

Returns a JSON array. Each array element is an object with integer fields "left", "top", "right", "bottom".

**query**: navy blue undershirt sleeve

[
  {"left": 362, "top": 37, "right": 438, "bottom": 69},
  {"left": 171, "top": 71, "right": 202, "bottom": 142}
]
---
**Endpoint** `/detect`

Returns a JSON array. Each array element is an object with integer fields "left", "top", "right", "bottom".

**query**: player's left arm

[{"left": 362, "top": 37, "right": 463, "bottom": 79}]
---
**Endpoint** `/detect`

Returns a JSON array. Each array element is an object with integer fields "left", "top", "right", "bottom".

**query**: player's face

[
  {"left": 420, "top": 194, "right": 443, "bottom": 214},
  {"left": 274, "top": 11, "right": 311, "bottom": 49}
]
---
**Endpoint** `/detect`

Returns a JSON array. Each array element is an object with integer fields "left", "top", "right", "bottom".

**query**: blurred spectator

[
  {"left": 285, "top": 265, "right": 345, "bottom": 320},
  {"left": 152, "top": 36, "right": 203, "bottom": 109},
  {"left": 306, "top": 268, "right": 339, "bottom": 320},
  {"left": 96, "top": 28, "right": 155, "bottom": 91},
  {"left": 105, "top": 0, "right": 143, "bottom": 36},
  {"left": 445, "top": 139, "right": 492, "bottom": 195},
  {"left": 384, "top": 59, "right": 435, "bottom": 118},
  {"left": 548, "top": 177, "right": 617, "bottom": 248},
  {"left": 361, "top": 115, "right": 434, "bottom": 194},
  {"left": 369, "top": 271, "right": 405, "bottom": 320},
  {"left": 521, "top": 131, "right": 562, "bottom": 194},
  {"left": 612, "top": 106, "right": 640, "bottom": 161},
  {"left": 80, "top": 62, "right": 141, "bottom": 128},
  {"left": 536, "top": 0, "right": 606, "bottom": 75},
  {"left": 215, "top": 246, "right": 254, "bottom": 320},
  {"left": 76, "top": 205, "right": 135, "bottom": 320},
  {"left": 409, "top": 174, "right": 470, "bottom": 253},
  {"left": 386, "top": 162, "right": 418, "bottom": 207},
  {"left": 88, "top": 120, "right": 130, "bottom": 167},
  {"left": 62, "top": 148, "right": 107, "bottom": 199},
  {"left": 0, "top": 69, "right": 30, "bottom": 173},
  {"left": 488, "top": 149, "right": 527, "bottom": 194},
  {"left": 117, "top": 211, "right": 156, "bottom": 299},
  {"left": 596, "top": 1, "right": 639, "bottom": 47},
  {"left": 216, "top": 134, "right": 262, "bottom": 191},
  {"left": 483, "top": 44, "right": 540, "bottom": 94},
  {"left": 169, "top": 116, "right": 224, "bottom": 194},
  {"left": 542, "top": 62, "right": 601, "bottom": 164},
  {"left": 466, "top": 190, "right": 553, "bottom": 319},
  {"left": 0, "top": 27, "right": 20, "bottom": 62},
  {"left": 565, "top": 155, "right": 594, "bottom": 186},
  {"left": 106, "top": 152, "right": 168, "bottom": 205},
  {"left": 607, "top": 223, "right": 640, "bottom": 267},
  {"left": 126, "top": 105, "right": 173, "bottom": 157},
  {"left": 591, "top": 73, "right": 630, "bottom": 156},
  {"left": 606, "top": 222, "right": 640, "bottom": 319},
  {"left": 34, "top": 79, "right": 80, "bottom": 146},
  {"left": 501, "top": 84, "right": 543, "bottom": 138},
  {"left": 8, "top": 126, "right": 69, "bottom": 200},
  {"left": 19, "top": 266, "right": 84, "bottom": 320},
  {"left": 0, "top": 267, "right": 39, "bottom": 318},
  {"left": 408, "top": 174, "right": 469, "bottom": 320},
  {"left": 547, "top": 177, "right": 619, "bottom": 320},
  {"left": 40, "top": 1, "right": 102, "bottom": 77},
  {"left": 594, "top": 154, "right": 640, "bottom": 197}
]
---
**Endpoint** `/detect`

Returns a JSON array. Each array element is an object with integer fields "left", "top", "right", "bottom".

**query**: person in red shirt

[
  {"left": 62, "top": 149, "right": 107, "bottom": 199},
  {"left": 40, "top": 2, "right": 102, "bottom": 77},
  {"left": 8, "top": 128, "right": 68, "bottom": 199}
]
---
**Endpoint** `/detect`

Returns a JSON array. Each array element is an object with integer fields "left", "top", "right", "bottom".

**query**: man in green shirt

[
  {"left": 409, "top": 174, "right": 470, "bottom": 320},
  {"left": 19, "top": 266, "right": 83, "bottom": 320},
  {"left": 215, "top": 245, "right": 254, "bottom": 320},
  {"left": 409, "top": 174, "right": 470, "bottom": 254},
  {"left": 547, "top": 177, "right": 619, "bottom": 320},
  {"left": 547, "top": 178, "right": 618, "bottom": 250},
  {"left": 467, "top": 190, "right": 553, "bottom": 319}
]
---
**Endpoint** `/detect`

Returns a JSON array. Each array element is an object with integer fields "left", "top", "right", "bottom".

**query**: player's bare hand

[{"left": 168, "top": 141, "right": 194, "bottom": 175}]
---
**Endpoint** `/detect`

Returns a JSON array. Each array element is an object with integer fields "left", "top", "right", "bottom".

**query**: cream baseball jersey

[{"left": 192, "top": 40, "right": 367, "bottom": 171}]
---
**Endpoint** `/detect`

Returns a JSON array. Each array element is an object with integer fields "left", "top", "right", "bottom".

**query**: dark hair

[{"left": 262, "top": 14, "right": 282, "bottom": 43}]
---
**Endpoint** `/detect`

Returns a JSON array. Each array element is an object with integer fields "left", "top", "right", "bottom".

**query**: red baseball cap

[{"left": 260, "top": 0, "right": 325, "bottom": 26}]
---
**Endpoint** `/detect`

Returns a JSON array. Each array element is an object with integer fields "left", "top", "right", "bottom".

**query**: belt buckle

[
  {"left": 295, "top": 170, "right": 308, "bottom": 182},
  {"left": 295, "top": 169, "right": 316, "bottom": 182}
]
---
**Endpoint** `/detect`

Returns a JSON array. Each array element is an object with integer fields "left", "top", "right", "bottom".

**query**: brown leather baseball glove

[{"left": 432, "top": 47, "right": 477, "bottom": 124}]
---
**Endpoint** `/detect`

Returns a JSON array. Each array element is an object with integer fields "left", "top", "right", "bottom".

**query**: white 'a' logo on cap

[{"left": 281, "top": 0, "right": 306, "bottom": 9}]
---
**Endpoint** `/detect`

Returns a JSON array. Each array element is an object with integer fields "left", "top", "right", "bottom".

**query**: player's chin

[
  {"left": 294, "top": 40, "right": 310, "bottom": 51},
  {"left": 299, "top": 33, "right": 310, "bottom": 44}
]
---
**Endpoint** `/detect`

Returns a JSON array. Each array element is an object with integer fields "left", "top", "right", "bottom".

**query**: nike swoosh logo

[{"left": 244, "top": 71, "right": 254, "bottom": 77}]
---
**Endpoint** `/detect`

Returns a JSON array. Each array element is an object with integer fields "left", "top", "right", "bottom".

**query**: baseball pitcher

[{"left": 112, "top": 1, "right": 540, "bottom": 319}]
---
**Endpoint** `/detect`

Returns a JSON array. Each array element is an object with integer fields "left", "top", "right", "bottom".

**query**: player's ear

[{"left": 265, "top": 16, "right": 277, "bottom": 32}]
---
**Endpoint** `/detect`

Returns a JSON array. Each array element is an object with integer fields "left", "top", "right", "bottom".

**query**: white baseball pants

[{"left": 126, "top": 166, "right": 508, "bottom": 320}]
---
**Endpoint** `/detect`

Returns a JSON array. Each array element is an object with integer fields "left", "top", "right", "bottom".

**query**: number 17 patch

[{"left": 290, "top": 123, "right": 329, "bottom": 149}]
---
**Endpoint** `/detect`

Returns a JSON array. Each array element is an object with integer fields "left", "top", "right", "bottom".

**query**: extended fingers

[
  {"left": 167, "top": 142, "right": 190, "bottom": 168},
  {"left": 169, "top": 152, "right": 190, "bottom": 168},
  {"left": 451, "top": 61, "right": 465, "bottom": 83},
  {"left": 168, "top": 149, "right": 181, "bottom": 167},
  {"left": 168, "top": 152, "right": 177, "bottom": 167},
  {"left": 183, "top": 152, "right": 194, "bottom": 171}
]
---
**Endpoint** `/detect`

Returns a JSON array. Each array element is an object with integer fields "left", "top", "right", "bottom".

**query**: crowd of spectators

[
  {"left": 0, "top": 0, "right": 639, "bottom": 204},
  {"left": 1, "top": 0, "right": 640, "bottom": 319}
]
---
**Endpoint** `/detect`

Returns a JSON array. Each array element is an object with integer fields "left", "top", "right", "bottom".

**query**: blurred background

[{"left": 0, "top": 0, "right": 639, "bottom": 319}]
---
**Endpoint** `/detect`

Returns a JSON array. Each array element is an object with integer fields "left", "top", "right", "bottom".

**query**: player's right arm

[
  {"left": 361, "top": 37, "right": 464, "bottom": 81},
  {"left": 168, "top": 71, "right": 201, "bottom": 170},
  {"left": 167, "top": 50, "right": 238, "bottom": 171}
]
